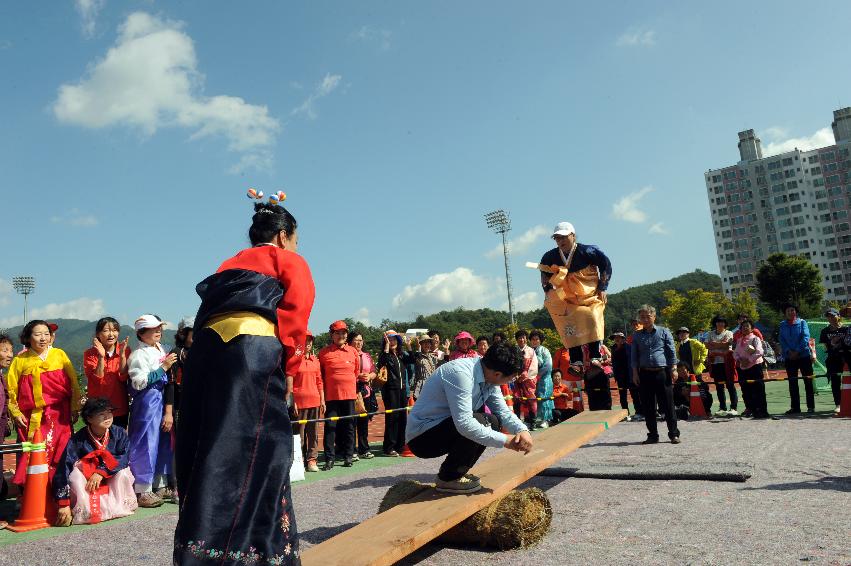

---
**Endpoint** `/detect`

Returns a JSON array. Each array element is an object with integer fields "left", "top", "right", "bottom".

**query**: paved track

[{"left": 3, "top": 414, "right": 849, "bottom": 565}]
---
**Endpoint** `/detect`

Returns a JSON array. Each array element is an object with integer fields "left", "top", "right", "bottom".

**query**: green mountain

[
  {"left": 0, "top": 318, "right": 177, "bottom": 373},
  {"left": 315, "top": 269, "right": 722, "bottom": 351},
  {"left": 0, "top": 270, "right": 721, "bottom": 364}
]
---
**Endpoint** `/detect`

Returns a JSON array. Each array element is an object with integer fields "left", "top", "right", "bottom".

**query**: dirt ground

[{"left": 2, "top": 413, "right": 849, "bottom": 566}]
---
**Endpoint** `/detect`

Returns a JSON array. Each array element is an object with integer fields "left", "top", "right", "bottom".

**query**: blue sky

[{"left": 1, "top": 1, "right": 851, "bottom": 331}]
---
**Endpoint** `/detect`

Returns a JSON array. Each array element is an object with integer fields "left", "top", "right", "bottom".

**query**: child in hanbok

[
  {"left": 54, "top": 397, "right": 137, "bottom": 526},
  {"left": 513, "top": 330, "right": 539, "bottom": 428},
  {"left": 127, "top": 314, "right": 177, "bottom": 507}
]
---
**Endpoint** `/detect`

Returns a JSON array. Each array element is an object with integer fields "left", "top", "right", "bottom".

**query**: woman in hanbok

[
  {"left": 127, "top": 315, "right": 177, "bottom": 507},
  {"left": 5, "top": 320, "right": 81, "bottom": 521},
  {"left": 529, "top": 330, "right": 554, "bottom": 427},
  {"left": 174, "top": 198, "right": 314, "bottom": 565},
  {"left": 54, "top": 397, "right": 137, "bottom": 526}
]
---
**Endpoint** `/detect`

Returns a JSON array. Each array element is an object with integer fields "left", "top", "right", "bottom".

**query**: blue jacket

[{"left": 779, "top": 318, "right": 811, "bottom": 357}]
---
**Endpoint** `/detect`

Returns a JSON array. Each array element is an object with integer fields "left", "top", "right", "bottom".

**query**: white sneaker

[
  {"left": 538, "top": 421, "right": 549, "bottom": 429},
  {"left": 835, "top": 406, "right": 841, "bottom": 414},
  {"left": 435, "top": 475, "right": 481, "bottom": 494},
  {"left": 727, "top": 409, "right": 739, "bottom": 417},
  {"left": 715, "top": 410, "right": 728, "bottom": 417}
]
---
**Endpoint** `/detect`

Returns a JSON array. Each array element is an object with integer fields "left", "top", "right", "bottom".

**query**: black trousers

[
  {"left": 585, "top": 371, "right": 612, "bottom": 410},
  {"left": 323, "top": 399, "right": 355, "bottom": 461},
  {"left": 407, "top": 411, "right": 500, "bottom": 481},
  {"left": 826, "top": 354, "right": 851, "bottom": 406},
  {"left": 568, "top": 341, "right": 601, "bottom": 364},
  {"left": 355, "top": 416, "right": 371, "bottom": 455},
  {"left": 785, "top": 357, "right": 815, "bottom": 411},
  {"left": 739, "top": 364, "right": 767, "bottom": 416},
  {"left": 710, "top": 363, "right": 738, "bottom": 411},
  {"left": 615, "top": 372, "right": 642, "bottom": 415},
  {"left": 113, "top": 414, "right": 130, "bottom": 430},
  {"left": 381, "top": 386, "right": 407, "bottom": 453},
  {"left": 552, "top": 408, "right": 578, "bottom": 424},
  {"left": 638, "top": 368, "right": 679, "bottom": 439}
]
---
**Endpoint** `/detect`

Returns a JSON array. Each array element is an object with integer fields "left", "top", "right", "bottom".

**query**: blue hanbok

[{"left": 534, "top": 345, "right": 554, "bottom": 423}]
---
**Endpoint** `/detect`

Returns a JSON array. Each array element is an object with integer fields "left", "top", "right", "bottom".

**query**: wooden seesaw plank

[{"left": 300, "top": 409, "right": 627, "bottom": 566}]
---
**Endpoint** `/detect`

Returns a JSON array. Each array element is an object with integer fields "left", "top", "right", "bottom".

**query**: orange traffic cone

[
  {"left": 7, "top": 428, "right": 51, "bottom": 532},
  {"left": 400, "top": 397, "right": 416, "bottom": 457},
  {"left": 689, "top": 379, "right": 708, "bottom": 419},
  {"left": 838, "top": 373, "right": 851, "bottom": 418},
  {"left": 572, "top": 381, "right": 585, "bottom": 413}
]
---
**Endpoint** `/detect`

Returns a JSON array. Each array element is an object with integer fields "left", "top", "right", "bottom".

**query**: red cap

[
  {"left": 329, "top": 320, "right": 348, "bottom": 332},
  {"left": 47, "top": 322, "right": 59, "bottom": 332},
  {"left": 306, "top": 329, "right": 314, "bottom": 338}
]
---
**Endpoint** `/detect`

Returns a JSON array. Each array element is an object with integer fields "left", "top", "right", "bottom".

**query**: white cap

[
  {"left": 552, "top": 221, "right": 575, "bottom": 237},
  {"left": 134, "top": 314, "right": 164, "bottom": 331}
]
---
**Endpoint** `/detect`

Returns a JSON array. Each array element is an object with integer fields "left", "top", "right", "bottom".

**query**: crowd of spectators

[{"left": 1, "top": 300, "right": 849, "bottom": 527}]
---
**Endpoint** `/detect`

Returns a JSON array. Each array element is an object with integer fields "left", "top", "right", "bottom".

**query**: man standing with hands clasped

[
  {"left": 631, "top": 305, "right": 680, "bottom": 444},
  {"left": 406, "top": 341, "right": 534, "bottom": 494}
]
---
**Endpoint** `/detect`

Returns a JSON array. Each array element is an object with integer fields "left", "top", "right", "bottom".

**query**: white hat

[
  {"left": 552, "top": 221, "right": 575, "bottom": 237},
  {"left": 134, "top": 314, "right": 164, "bottom": 331}
]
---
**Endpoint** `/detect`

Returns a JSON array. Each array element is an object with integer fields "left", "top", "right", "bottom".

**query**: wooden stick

[
  {"left": 300, "top": 409, "right": 627, "bottom": 566},
  {"left": 525, "top": 261, "right": 559, "bottom": 274}
]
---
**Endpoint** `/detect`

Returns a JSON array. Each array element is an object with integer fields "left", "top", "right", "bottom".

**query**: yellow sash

[{"left": 205, "top": 311, "right": 277, "bottom": 343}]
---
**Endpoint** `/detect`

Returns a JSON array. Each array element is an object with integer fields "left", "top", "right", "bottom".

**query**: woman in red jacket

[{"left": 83, "top": 317, "right": 130, "bottom": 428}]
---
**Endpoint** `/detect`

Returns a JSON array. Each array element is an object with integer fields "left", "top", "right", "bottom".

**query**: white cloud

[
  {"left": 53, "top": 12, "right": 280, "bottom": 172},
  {"left": 351, "top": 25, "right": 392, "bottom": 50},
  {"left": 291, "top": 73, "right": 342, "bottom": 120},
  {"left": 616, "top": 28, "right": 656, "bottom": 47},
  {"left": 612, "top": 186, "right": 654, "bottom": 223},
  {"left": 0, "top": 39, "right": 12, "bottom": 50},
  {"left": 75, "top": 0, "right": 106, "bottom": 38},
  {"left": 648, "top": 222, "right": 669, "bottom": 235},
  {"left": 354, "top": 307, "right": 371, "bottom": 326},
  {"left": 762, "top": 127, "right": 834, "bottom": 157},
  {"left": 0, "top": 297, "right": 106, "bottom": 328},
  {"left": 485, "top": 224, "right": 549, "bottom": 259},
  {"left": 50, "top": 208, "right": 98, "bottom": 227},
  {"left": 504, "top": 291, "right": 540, "bottom": 313},
  {"left": 392, "top": 267, "right": 502, "bottom": 314}
]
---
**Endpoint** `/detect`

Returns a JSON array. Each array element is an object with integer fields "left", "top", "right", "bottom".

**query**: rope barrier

[
  {"left": 292, "top": 406, "right": 411, "bottom": 425},
  {"left": 0, "top": 441, "right": 45, "bottom": 455}
]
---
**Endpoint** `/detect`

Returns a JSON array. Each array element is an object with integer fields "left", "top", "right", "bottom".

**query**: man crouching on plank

[{"left": 406, "top": 341, "right": 534, "bottom": 494}]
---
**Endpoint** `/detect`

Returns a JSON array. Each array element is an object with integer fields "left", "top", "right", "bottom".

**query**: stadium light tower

[
  {"left": 484, "top": 210, "right": 515, "bottom": 326},
  {"left": 12, "top": 276, "right": 35, "bottom": 323}
]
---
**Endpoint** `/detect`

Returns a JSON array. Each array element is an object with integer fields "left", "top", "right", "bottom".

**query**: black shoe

[
  {"left": 807, "top": 407, "right": 815, "bottom": 414},
  {"left": 322, "top": 462, "right": 334, "bottom": 471},
  {"left": 343, "top": 459, "right": 353, "bottom": 467},
  {"left": 785, "top": 408, "right": 801, "bottom": 415},
  {"left": 670, "top": 437, "right": 681, "bottom": 444},
  {"left": 642, "top": 437, "right": 659, "bottom": 444}
]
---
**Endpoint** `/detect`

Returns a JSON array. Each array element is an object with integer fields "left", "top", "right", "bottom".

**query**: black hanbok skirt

[{"left": 174, "top": 322, "right": 299, "bottom": 565}]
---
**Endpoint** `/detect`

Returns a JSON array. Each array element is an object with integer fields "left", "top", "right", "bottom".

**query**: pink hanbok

[{"left": 53, "top": 425, "right": 138, "bottom": 524}]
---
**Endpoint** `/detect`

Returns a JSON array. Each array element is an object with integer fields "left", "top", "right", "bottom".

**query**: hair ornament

[
  {"left": 246, "top": 188, "right": 264, "bottom": 200},
  {"left": 269, "top": 190, "right": 287, "bottom": 205}
]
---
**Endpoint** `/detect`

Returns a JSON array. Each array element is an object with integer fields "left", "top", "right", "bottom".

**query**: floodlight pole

[
  {"left": 12, "top": 276, "right": 35, "bottom": 323},
  {"left": 484, "top": 210, "right": 515, "bottom": 326}
]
